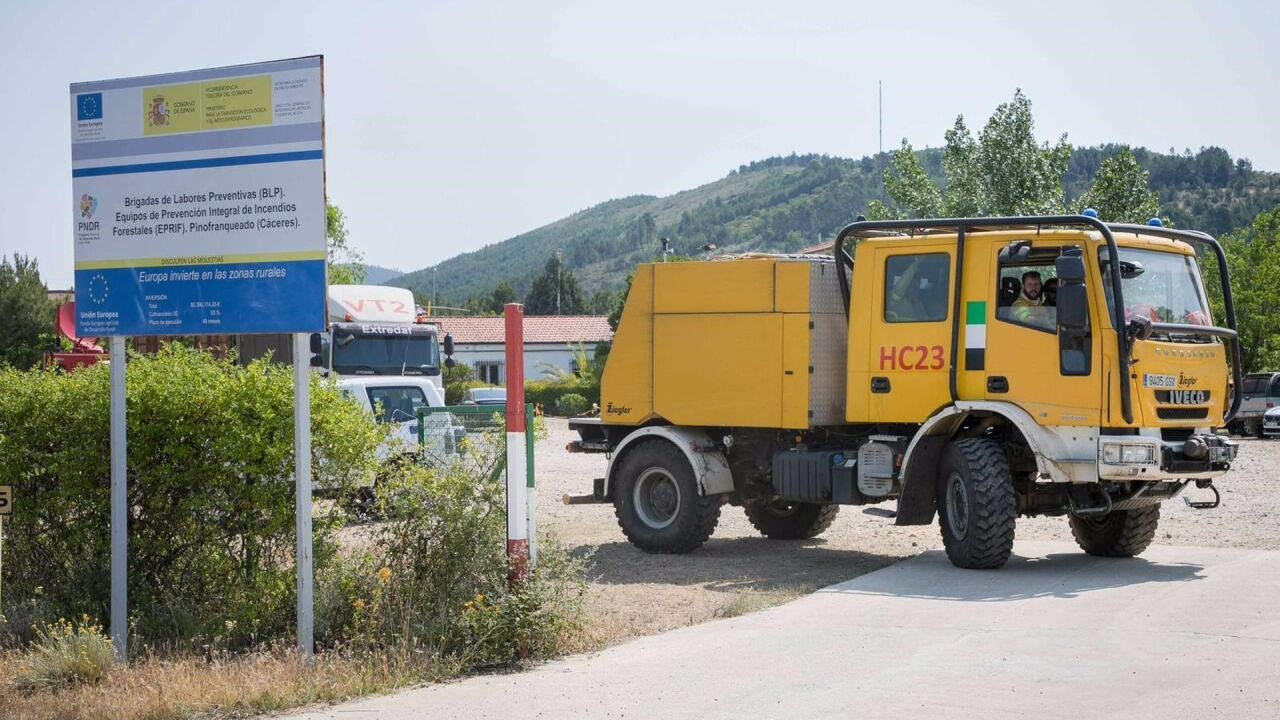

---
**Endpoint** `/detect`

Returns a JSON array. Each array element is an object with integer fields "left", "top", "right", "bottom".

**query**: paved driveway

[{"left": 289, "top": 542, "right": 1280, "bottom": 720}]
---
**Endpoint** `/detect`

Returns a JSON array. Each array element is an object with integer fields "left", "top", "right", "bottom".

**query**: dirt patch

[{"left": 535, "top": 420, "right": 1280, "bottom": 646}]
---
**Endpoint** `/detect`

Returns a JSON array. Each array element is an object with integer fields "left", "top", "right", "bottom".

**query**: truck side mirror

[
  {"left": 309, "top": 354, "right": 324, "bottom": 367},
  {"left": 443, "top": 333, "right": 455, "bottom": 356},
  {"left": 1055, "top": 250, "right": 1090, "bottom": 376},
  {"left": 309, "top": 333, "right": 323, "bottom": 354},
  {"left": 1057, "top": 283, "right": 1088, "bottom": 331}
]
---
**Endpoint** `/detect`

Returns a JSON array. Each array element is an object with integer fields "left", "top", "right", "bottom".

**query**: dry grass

[
  {"left": 713, "top": 586, "right": 807, "bottom": 619},
  {"left": 0, "top": 648, "right": 429, "bottom": 720}
]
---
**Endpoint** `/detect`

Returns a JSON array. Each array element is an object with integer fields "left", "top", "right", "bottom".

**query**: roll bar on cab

[{"left": 832, "top": 214, "right": 1242, "bottom": 426}]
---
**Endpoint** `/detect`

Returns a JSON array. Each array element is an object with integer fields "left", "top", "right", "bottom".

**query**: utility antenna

[{"left": 878, "top": 80, "right": 883, "bottom": 156}]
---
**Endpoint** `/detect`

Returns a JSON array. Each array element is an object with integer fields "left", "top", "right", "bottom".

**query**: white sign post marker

[
  {"left": 293, "top": 333, "right": 314, "bottom": 656},
  {"left": 504, "top": 303, "right": 529, "bottom": 586},
  {"left": 109, "top": 336, "right": 127, "bottom": 660}
]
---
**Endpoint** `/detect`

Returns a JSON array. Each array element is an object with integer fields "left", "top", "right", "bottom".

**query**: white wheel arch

[{"left": 605, "top": 426, "right": 736, "bottom": 498}]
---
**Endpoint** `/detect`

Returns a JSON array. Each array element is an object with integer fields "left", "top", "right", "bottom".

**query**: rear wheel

[
  {"left": 937, "top": 438, "right": 1017, "bottom": 569},
  {"left": 613, "top": 441, "right": 722, "bottom": 553},
  {"left": 744, "top": 500, "right": 839, "bottom": 539},
  {"left": 1069, "top": 505, "right": 1160, "bottom": 557}
]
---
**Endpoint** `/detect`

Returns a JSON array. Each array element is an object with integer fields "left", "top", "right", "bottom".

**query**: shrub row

[
  {"left": 0, "top": 345, "right": 383, "bottom": 650},
  {"left": 524, "top": 379, "right": 599, "bottom": 416}
]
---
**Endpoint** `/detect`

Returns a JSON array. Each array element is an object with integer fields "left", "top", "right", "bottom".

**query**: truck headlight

[{"left": 1101, "top": 442, "right": 1156, "bottom": 465}]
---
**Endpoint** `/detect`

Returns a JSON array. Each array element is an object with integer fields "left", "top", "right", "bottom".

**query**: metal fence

[{"left": 415, "top": 404, "right": 538, "bottom": 562}]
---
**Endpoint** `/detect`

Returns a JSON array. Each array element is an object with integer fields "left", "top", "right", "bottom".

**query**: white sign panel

[{"left": 70, "top": 56, "right": 326, "bottom": 336}]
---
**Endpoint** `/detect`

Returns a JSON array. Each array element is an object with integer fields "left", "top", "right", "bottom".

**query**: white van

[{"left": 338, "top": 376, "right": 462, "bottom": 457}]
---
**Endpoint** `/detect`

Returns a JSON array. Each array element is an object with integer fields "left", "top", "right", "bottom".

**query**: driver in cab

[{"left": 1012, "top": 270, "right": 1055, "bottom": 329}]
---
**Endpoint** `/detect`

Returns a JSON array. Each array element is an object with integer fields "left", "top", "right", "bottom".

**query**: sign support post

[
  {"left": 504, "top": 304, "right": 528, "bottom": 585},
  {"left": 109, "top": 336, "right": 127, "bottom": 660},
  {"left": 293, "top": 333, "right": 314, "bottom": 657}
]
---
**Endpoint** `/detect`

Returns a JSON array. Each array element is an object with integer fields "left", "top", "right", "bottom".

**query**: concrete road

[{"left": 290, "top": 542, "right": 1280, "bottom": 720}]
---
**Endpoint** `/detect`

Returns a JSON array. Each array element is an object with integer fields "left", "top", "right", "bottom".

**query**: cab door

[
  {"left": 983, "top": 243, "right": 1102, "bottom": 426},
  {"left": 865, "top": 246, "right": 954, "bottom": 423}
]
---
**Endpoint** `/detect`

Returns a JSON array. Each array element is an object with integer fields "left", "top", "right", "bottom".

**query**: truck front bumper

[{"left": 1097, "top": 433, "right": 1237, "bottom": 481}]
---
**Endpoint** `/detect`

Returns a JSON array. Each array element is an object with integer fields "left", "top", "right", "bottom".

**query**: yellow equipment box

[{"left": 602, "top": 256, "right": 847, "bottom": 429}]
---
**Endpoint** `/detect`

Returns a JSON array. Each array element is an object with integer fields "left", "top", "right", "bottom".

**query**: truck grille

[{"left": 1157, "top": 407, "right": 1209, "bottom": 420}]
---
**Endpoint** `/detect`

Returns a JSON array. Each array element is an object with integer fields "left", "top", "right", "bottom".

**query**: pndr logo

[{"left": 77, "top": 92, "right": 103, "bottom": 121}]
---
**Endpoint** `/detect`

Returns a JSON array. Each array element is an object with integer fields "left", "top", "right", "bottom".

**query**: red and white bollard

[{"left": 504, "top": 303, "right": 529, "bottom": 585}]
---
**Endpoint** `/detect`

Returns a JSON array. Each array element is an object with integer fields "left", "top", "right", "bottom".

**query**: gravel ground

[{"left": 533, "top": 419, "right": 1280, "bottom": 646}]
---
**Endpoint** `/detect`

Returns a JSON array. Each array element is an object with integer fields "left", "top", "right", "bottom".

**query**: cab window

[
  {"left": 366, "top": 386, "right": 429, "bottom": 423},
  {"left": 996, "top": 253, "right": 1060, "bottom": 333},
  {"left": 884, "top": 254, "right": 950, "bottom": 323}
]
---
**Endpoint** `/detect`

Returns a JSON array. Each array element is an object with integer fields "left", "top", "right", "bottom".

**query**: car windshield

[
  {"left": 471, "top": 389, "right": 505, "bottom": 402},
  {"left": 365, "top": 386, "right": 429, "bottom": 423},
  {"left": 333, "top": 335, "right": 440, "bottom": 375},
  {"left": 1100, "top": 247, "right": 1212, "bottom": 327}
]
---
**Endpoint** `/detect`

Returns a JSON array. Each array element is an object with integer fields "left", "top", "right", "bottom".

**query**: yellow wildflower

[{"left": 377, "top": 567, "right": 392, "bottom": 583}]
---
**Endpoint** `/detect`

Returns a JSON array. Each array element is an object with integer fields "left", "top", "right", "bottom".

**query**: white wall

[{"left": 451, "top": 342, "right": 597, "bottom": 385}]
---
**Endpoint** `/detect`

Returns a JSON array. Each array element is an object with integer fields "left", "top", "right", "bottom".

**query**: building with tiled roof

[{"left": 429, "top": 315, "right": 613, "bottom": 385}]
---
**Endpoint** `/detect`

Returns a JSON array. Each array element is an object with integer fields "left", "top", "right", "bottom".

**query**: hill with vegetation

[{"left": 390, "top": 146, "right": 1280, "bottom": 306}]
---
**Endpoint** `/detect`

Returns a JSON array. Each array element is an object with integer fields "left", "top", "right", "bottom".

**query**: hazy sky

[{"left": 3, "top": 0, "right": 1278, "bottom": 288}]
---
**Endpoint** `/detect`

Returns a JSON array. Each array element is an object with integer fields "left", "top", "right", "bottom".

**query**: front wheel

[
  {"left": 613, "top": 440, "right": 722, "bottom": 553},
  {"left": 1069, "top": 505, "right": 1160, "bottom": 557},
  {"left": 744, "top": 500, "right": 839, "bottom": 539},
  {"left": 937, "top": 438, "right": 1017, "bottom": 569}
]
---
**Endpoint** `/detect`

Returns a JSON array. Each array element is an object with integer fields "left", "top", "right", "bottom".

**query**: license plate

[{"left": 1144, "top": 373, "right": 1177, "bottom": 389}]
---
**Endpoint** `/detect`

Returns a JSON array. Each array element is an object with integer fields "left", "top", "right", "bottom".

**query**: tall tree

[
  {"left": 873, "top": 90, "right": 1073, "bottom": 218},
  {"left": 1075, "top": 148, "right": 1161, "bottom": 223},
  {"left": 487, "top": 280, "right": 518, "bottom": 314},
  {"left": 326, "top": 202, "right": 366, "bottom": 285},
  {"left": 524, "top": 255, "right": 585, "bottom": 315},
  {"left": 1210, "top": 208, "right": 1280, "bottom": 372},
  {"left": 0, "top": 254, "right": 55, "bottom": 369}
]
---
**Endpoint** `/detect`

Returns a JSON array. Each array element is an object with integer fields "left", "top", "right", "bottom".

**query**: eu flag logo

[{"left": 77, "top": 93, "right": 103, "bottom": 121}]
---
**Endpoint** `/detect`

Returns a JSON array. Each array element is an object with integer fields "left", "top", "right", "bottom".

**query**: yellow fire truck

[{"left": 568, "top": 215, "right": 1240, "bottom": 569}]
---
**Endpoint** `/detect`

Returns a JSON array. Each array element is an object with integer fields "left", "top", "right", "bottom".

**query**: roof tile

[{"left": 429, "top": 315, "right": 613, "bottom": 344}]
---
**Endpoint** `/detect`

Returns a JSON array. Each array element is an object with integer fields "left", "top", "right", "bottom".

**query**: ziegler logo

[
  {"left": 606, "top": 402, "right": 632, "bottom": 416},
  {"left": 1178, "top": 372, "right": 1199, "bottom": 388}
]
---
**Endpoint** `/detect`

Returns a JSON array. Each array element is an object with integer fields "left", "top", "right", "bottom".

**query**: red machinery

[{"left": 47, "top": 302, "right": 105, "bottom": 372}]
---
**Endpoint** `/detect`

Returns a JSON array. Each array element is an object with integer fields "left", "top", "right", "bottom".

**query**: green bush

[
  {"left": 553, "top": 393, "right": 589, "bottom": 416},
  {"left": 442, "top": 362, "right": 476, "bottom": 405},
  {"left": 0, "top": 344, "right": 383, "bottom": 650},
  {"left": 319, "top": 448, "right": 586, "bottom": 667},
  {"left": 523, "top": 379, "right": 599, "bottom": 414}
]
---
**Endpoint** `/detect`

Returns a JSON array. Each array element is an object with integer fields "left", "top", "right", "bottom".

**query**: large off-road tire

[
  {"left": 937, "top": 438, "right": 1017, "bottom": 569},
  {"left": 744, "top": 501, "right": 839, "bottom": 539},
  {"left": 1069, "top": 504, "right": 1161, "bottom": 557},
  {"left": 613, "top": 440, "right": 722, "bottom": 553}
]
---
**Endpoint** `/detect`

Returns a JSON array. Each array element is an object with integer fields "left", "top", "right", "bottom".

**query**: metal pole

[
  {"left": 109, "top": 336, "right": 127, "bottom": 661},
  {"left": 878, "top": 80, "right": 883, "bottom": 156},
  {"left": 504, "top": 304, "right": 528, "bottom": 585},
  {"left": 293, "top": 333, "right": 314, "bottom": 657},
  {"left": 525, "top": 402, "right": 537, "bottom": 566}
]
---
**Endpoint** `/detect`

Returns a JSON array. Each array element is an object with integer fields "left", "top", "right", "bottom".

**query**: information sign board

[{"left": 70, "top": 56, "right": 326, "bottom": 336}]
